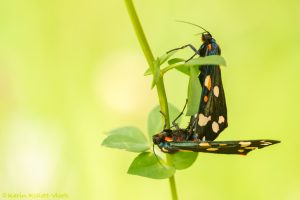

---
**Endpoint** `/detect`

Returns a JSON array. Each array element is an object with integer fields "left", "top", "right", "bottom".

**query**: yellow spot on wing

[
  {"left": 204, "top": 95, "right": 208, "bottom": 102},
  {"left": 238, "top": 149, "right": 245, "bottom": 153},
  {"left": 207, "top": 148, "right": 218, "bottom": 151},
  {"left": 179, "top": 149, "right": 193, "bottom": 152},
  {"left": 204, "top": 75, "right": 211, "bottom": 90},
  {"left": 245, "top": 147, "right": 257, "bottom": 150},
  {"left": 219, "top": 143, "right": 227, "bottom": 146},
  {"left": 199, "top": 142, "right": 210, "bottom": 147}
]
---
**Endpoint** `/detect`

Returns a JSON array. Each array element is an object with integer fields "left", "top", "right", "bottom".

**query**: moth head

[
  {"left": 202, "top": 32, "right": 212, "bottom": 43},
  {"left": 152, "top": 129, "right": 171, "bottom": 145}
]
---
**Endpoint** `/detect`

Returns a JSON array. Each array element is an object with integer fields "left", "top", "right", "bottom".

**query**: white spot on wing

[
  {"left": 261, "top": 142, "right": 272, "bottom": 146},
  {"left": 218, "top": 116, "right": 225, "bottom": 124},
  {"left": 198, "top": 114, "right": 211, "bottom": 126},
  {"left": 212, "top": 121, "right": 219, "bottom": 133},
  {"left": 213, "top": 86, "right": 219, "bottom": 97},
  {"left": 239, "top": 141, "right": 251, "bottom": 147}
]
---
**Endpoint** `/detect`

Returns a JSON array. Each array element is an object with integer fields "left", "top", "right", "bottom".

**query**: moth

[
  {"left": 153, "top": 134, "right": 280, "bottom": 156},
  {"left": 153, "top": 21, "right": 280, "bottom": 155},
  {"left": 153, "top": 102, "right": 280, "bottom": 155}
]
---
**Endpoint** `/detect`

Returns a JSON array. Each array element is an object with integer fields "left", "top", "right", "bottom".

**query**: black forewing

[
  {"left": 190, "top": 39, "right": 228, "bottom": 141},
  {"left": 167, "top": 140, "right": 280, "bottom": 155}
]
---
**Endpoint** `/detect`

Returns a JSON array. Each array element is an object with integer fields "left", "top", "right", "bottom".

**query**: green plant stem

[
  {"left": 168, "top": 172, "right": 178, "bottom": 200},
  {"left": 124, "top": 0, "right": 170, "bottom": 128},
  {"left": 124, "top": 0, "right": 177, "bottom": 199},
  {"left": 167, "top": 154, "right": 178, "bottom": 200}
]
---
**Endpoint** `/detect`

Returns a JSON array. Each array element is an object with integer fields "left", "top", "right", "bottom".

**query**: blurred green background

[{"left": 0, "top": 0, "right": 299, "bottom": 199}]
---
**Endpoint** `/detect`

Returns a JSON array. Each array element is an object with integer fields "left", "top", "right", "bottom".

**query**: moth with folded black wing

[
  {"left": 192, "top": 31, "right": 227, "bottom": 141},
  {"left": 153, "top": 21, "right": 280, "bottom": 155},
  {"left": 167, "top": 21, "right": 227, "bottom": 141}
]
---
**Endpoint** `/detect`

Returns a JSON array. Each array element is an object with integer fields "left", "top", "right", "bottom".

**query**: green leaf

[
  {"left": 168, "top": 58, "right": 185, "bottom": 65},
  {"left": 169, "top": 152, "right": 198, "bottom": 170},
  {"left": 174, "top": 64, "right": 190, "bottom": 76},
  {"left": 128, "top": 152, "right": 176, "bottom": 179},
  {"left": 102, "top": 126, "right": 150, "bottom": 153},
  {"left": 151, "top": 58, "right": 160, "bottom": 89},
  {"left": 186, "top": 67, "right": 202, "bottom": 116},
  {"left": 185, "top": 55, "right": 226, "bottom": 66},
  {"left": 159, "top": 50, "right": 178, "bottom": 65},
  {"left": 174, "top": 55, "right": 226, "bottom": 76},
  {"left": 147, "top": 104, "right": 181, "bottom": 140},
  {"left": 144, "top": 67, "right": 152, "bottom": 76}
]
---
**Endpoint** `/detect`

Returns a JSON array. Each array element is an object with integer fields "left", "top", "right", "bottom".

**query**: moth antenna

[
  {"left": 194, "top": 32, "right": 207, "bottom": 36},
  {"left": 175, "top": 20, "right": 210, "bottom": 34}
]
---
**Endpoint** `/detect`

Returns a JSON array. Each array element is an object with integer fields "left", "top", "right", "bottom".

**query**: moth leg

[
  {"left": 171, "top": 99, "right": 188, "bottom": 130},
  {"left": 185, "top": 53, "right": 197, "bottom": 62},
  {"left": 159, "top": 111, "right": 167, "bottom": 129},
  {"left": 167, "top": 44, "right": 200, "bottom": 55},
  {"left": 186, "top": 115, "right": 198, "bottom": 140}
]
